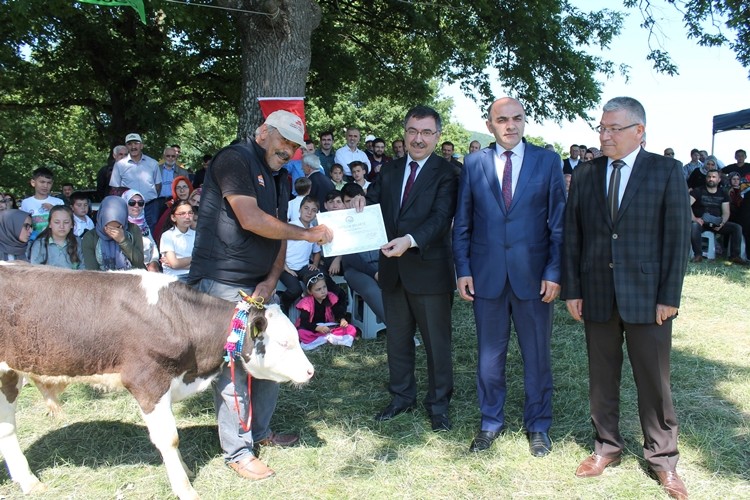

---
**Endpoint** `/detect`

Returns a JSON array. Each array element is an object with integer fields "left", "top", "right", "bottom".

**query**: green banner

[{"left": 76, "top": 0, "right": 147, "bottom": 25}]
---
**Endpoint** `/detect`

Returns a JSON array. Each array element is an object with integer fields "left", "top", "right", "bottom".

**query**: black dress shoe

[
  {"left": 430, "top": 413, "right": 452, "bottom": 432},
  {"left": 374, "top": 402, "right": 415, "bottom": 421},
  {"left": 527, "top": 431, "right": 551, "bottom": 457},
  {"left": 469, "top": 430, "right": 499, "bottom": 452}
]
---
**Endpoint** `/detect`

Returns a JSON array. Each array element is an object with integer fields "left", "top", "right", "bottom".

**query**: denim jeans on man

[{"left": 193, "top": 278, "right": 280, "bottom": 463}]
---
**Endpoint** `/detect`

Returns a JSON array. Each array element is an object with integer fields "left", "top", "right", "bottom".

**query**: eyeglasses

[
  {"left": 405, "top": 128, "right": 438, "bottom": 138},
  {"left": 3, "top": 198, "right": 12, "bottom": 203},
  {"left": 306, "top": 272, "right": 325, "bottom": 287},
  {"left": 595, "top": 123, "right": 639, "bottom": 135},
  {"left": 22, "top": 223, "right": 33, "bottom": 230},
  {"left": 128, "top": 200, "right": 145, "bottom": 207},
  {"left": 174, "top": 211, "right": 194, "bottom": 217},
  {"left": 175, "top": 185, "right": 189, "bottom": 190},
  {"left": 164, "top": 155, "right": 176, "bottom": 158}
]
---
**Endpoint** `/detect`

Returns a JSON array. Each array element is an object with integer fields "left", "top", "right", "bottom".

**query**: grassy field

[{"left": 1, "top": 262, "right": 748, "bottom": 499}]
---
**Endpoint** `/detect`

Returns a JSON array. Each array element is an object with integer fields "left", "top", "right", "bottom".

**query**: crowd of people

[{"left": 3, "top": 97, "right": 748, "bottom": 500}]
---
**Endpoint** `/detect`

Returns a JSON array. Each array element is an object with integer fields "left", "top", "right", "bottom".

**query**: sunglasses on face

[{"left": 128, "top": 200, "right": 145, "bottom": 207}]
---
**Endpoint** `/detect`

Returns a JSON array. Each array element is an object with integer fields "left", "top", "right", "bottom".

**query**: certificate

[{"left": 316, "top": 204, "right": 388, "bottom": 257}]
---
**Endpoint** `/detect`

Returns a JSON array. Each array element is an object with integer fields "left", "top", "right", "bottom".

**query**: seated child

[
  {"left": 296, "top": 272, "right": 356, "bottom": 350},
  {"left": 330, "top": 163, "right": 346, "bottom": 190},
  {"left": 280, "top": 195, "right": 321, "bottom": 312},
  {"left": 349, "top": 161, "right": 370, "bottom": 193},
  {"left": 28, "top": 205, "right": 85, "bottom": 269},
  {"left": 69, "top": 191, "right": 94, "bottom": 237},
  {"left": 288, "top": 177, "right": 312, "bottom": 223},
  {"left": 159, "top": 200, "right": 196, "bottom": 281}
]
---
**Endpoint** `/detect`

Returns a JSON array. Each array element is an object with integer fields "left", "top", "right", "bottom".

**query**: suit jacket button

[
  {"left": 609, "top": 263, "right": 614, "bottom": 269},
  {"left": 612, "top": 233, "right": 618, "bottom": 239}
]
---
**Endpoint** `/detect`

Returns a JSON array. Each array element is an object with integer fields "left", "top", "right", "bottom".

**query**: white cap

[
  {"left": 365, "top": 134, "right": 376, "bottom": 142},
  {"left": 125, "top": 133, "right": 142, "bottom": 143},
  {"left": 264, "top": 110, "right": 305, "bottom": 147}
]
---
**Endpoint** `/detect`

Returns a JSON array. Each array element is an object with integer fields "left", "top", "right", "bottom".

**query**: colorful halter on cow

[
  {"left": 224, "top": 290, "right": 265, "bottom": 362},
  {"left": 224, "top": 289, "right": 266, "bottom": 433}
]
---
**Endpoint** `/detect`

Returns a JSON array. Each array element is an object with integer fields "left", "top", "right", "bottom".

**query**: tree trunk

[{"left": 229, "top": 0, "right": 321, "bottom": 139}]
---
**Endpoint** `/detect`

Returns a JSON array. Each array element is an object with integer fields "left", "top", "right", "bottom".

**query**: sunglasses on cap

[{"left": 128, "top": 200, "right": 145, "bottom": 207}]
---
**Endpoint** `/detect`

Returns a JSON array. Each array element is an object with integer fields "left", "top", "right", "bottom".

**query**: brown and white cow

[{"left": 0, "top": 262, "right": 314, "bottom": 499}]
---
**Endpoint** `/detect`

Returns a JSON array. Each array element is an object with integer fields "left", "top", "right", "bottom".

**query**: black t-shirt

[
  {"left": 189, "top": 141, "right": 290, "bottom": 287},
  {"left": 690, "top": 186, "right": 728, "bottom": 218}
]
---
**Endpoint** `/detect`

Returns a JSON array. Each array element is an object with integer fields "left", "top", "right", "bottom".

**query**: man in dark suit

[
  {"left": 301, "top": 153, "right": 335, "bottom": 210},
  {"left": 562, "top": 144, "right": 581, "bottom": 174},
  {"left": 354, "top": 105, "right": 458, "bottom": 432},
  {"left": 562, "top": 97, "right": 690, "bottom": 500},
  {"left": 453, "top": 97, "right": 566, "bottom": 456}
]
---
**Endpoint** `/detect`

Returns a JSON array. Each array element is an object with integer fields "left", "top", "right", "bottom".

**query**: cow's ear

[{"left": 250, "top": 315, "right": 267, "bottom": 339}]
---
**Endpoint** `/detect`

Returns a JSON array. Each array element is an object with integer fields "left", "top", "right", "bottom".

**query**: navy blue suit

[{"left": 453, "top": 143, "right": 566, "bottom": 432}]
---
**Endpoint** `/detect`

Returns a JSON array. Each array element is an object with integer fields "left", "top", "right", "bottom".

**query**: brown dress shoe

[
  {"left": 575, "top": 453, "right": 621, "bottom": 478},
  {"left": 253, "top": 432, "right": 300, "bottom": 456},
  {"left": 255, "top": 432, "right": 300, "bottom": 448},
  {"left": 227, "top": 456, "right": 275, "bottom": 481},
  {"left": 652, "top": 470, "right": 688, "bottom": 500}
]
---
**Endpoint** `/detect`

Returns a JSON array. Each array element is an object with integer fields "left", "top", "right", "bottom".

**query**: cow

[{"left": 0, "top": 262, "right": 314, "bottom": 499}]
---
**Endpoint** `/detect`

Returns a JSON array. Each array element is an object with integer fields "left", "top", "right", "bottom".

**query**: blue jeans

[{"left": 193, "top": 279, "right": 280, "bottom": 463}]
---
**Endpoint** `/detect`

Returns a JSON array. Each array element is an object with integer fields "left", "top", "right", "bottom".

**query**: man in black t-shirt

[
  {"left": 689, "top": 170, "right": 746, "bottom": 264},
  {"left": 188, "top": 110, "right": 333, "bottom": 480}
]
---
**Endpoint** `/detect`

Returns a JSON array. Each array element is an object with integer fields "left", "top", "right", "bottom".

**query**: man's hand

[
  {"left": 656, "top": 304, "right": 678, "bottom": 325},
  {"left": 351, "top": 194, "right": 366, "bottom": 213},
  {"left": 306, "top": 224, "right": 333, "bottom": 245},
  {"left": 252, "top": 280, "right": 276, "bottom": 303},
  {"left": 457, "top": 276, "right": 474, "bottom": 302},
  {"left": 566, "top": 299, "right": 583, "bottom": 322},
  {"left": 328, "top": 256, "right": 342, "bottom": 275},
  {"left": 381, "top": 236, "right": 410, "bottom": 258},
  {"left": 694, "top": 217, "right": 704, "bottom": 226},
  {"left": 540, "top": 280, "right": 560, "bottom": 303}
]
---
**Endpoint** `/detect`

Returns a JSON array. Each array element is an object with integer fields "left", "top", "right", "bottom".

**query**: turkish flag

[{"left": 257, "top": 97, "right": 307, "bottom": 141}]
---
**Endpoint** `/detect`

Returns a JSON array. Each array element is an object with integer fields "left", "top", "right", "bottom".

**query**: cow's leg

[
  {"left": 0, "top": 371, "right": 46, "bottom": 494},
  {"left": 28, "top": 376, "right": 66, "bottom": 417},
  {"left": 140, "top": 393, "right": 198, "bottom": 500}
]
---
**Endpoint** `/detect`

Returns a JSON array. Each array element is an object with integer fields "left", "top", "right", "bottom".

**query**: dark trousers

[
  {"left": 690, "top": 221, "right": 743, "bottom": 257},
  {"left": 382, "top": 283, "right": 453, "bottom": 415},
  {"left": 584, "top": 303, "right": 679, "bottom": 471}
]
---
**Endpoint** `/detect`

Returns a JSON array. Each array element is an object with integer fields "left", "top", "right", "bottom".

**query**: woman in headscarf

[
  {"left": 122, "top": 189, "right": 160, "bottom": 272},
  {"left": 0, "top": 209, "right": 33, "bottom": 261},
  {"left": 81, "top": 196, "right": 145, "bottom": 271},
  {"left": 152, "top": 176, "right": 194, "bottom": 245}
]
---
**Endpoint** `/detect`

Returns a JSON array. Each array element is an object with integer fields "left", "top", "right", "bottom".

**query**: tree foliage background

[{"left": 0, "top": 0, "right": 747, "bottom": 195}]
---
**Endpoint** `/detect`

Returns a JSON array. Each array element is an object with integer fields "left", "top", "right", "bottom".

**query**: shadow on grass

[
  {"left": 0, "top": 421, "right": 220, "bottom": 483},
  {"left": 685, "top": 260, "right": 750, "bottom": 285},
  {"left": 274, "top": 298, "right": 749, "bottom": 483}
]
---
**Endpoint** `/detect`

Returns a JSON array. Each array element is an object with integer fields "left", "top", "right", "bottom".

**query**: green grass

[{"left": 1, "top": 261, "right": 748, "bottom": 499}]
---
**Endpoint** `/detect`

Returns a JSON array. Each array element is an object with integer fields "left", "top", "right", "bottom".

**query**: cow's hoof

[
  {"left": 20, "top": 477, "right": 47, "bottom": 494},
  {"left": 176, "top": 489, "right": 200, "bottom": 500}
]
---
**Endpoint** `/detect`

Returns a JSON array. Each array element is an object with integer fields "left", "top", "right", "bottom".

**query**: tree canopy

[{"left": 0, "top": 0, "right": 748, "bottom": 193}]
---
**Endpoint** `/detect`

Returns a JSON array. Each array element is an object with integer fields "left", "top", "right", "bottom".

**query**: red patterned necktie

[
  {"left": 502, "top": 151, "right": 513, "bottom": 210},
  {"left": 401, "top": 161, "right": 419, "bottom": 206}
]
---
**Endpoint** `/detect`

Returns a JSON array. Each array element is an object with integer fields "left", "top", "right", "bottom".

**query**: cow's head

[{"left": 240, "top": 304, "right": 314, "bottom": 384}]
